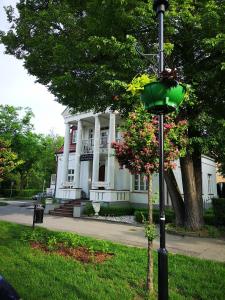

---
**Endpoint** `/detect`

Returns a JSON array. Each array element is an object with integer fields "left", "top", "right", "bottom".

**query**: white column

[
  {"left": 92, "top": 116, "right": 100, "bottom": 189},
  {"left": 107, "top": 113, "right": 116, "bottom": 189},
  {"left": 62, "top": 122, "right": 70, "bottom": 186},
  {"left": 73, "top": 120, "right": 82, "bottom": 188}
]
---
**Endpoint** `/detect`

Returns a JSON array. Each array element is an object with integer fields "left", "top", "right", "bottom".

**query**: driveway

[{"left": 0, "top": 200, "right": 225, "bottom": 262}]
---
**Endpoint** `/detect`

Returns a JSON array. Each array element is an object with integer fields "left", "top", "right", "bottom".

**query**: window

[
  {"left": 100, "top": 130, "right": 108, "bottom": 148},
  {"left": 89, "top": 129, "right": 94, "bottom": 146},
  {"left": 208, "top": 174, "right": 213, "bottom": 194},
  {"left": 51, "top": 174, "right": 56, "bottom": 185},
  {"left": 68, "top": 169, "right": 74, "bottom": 182},
  {"left": 71, "top": 130, "right": 77, "bottom": 144},
  {"left": 134, "top": 174, "right": 148, "bottom": 191}
]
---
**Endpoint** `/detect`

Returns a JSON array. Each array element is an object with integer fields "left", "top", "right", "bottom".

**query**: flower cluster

[{"left": 112, "top": 106, "right": 188, "bottom": 175}]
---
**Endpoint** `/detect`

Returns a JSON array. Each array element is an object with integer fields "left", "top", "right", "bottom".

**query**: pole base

[{"left": 158, "top": 248, "right": 168, "bottom": 300}]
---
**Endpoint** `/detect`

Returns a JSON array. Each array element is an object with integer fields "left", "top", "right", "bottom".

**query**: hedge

[
  {"left": 0, "top": 189, "right": 42, "bottom": 198},
  {"left": 134, "top": 209, "right": 175, "bottom": 224},
  {"left": 212, "top": 198, "right": 225, "bottom": 226},
  {"left": 83, "top": 203, "right": 135, "bottom": 217}
]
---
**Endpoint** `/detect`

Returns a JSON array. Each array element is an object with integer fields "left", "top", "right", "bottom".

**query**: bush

[
  {"left": 99, "top": 206, "right": 135, "bottom": 216},
  {"left": 83, "top": 203, "right": 94, "bottom": 216},
  {"left": 212, "top": 198, "right": 225, "bottom": 226},
  {"left": 134, "top": 209, "right": 175, "bottom": 223},
  {"left": 0, "top": 189, "right": 42, "bottom": 198},
  {"left": 203, "top": 210, "right": 216, "bottom": 226},
  {"left": 83, "top": 203, "right": 135, "bottom": 216}
]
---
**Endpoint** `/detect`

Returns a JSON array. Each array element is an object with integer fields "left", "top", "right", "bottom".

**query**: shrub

[
  {"left": 212, "top": 198, "right": 225, "bottom": 226},
  {"left": 83, "top": 203, "right": 95, "bottom": 216},
  {"left": 83, "top": 203, "right": 134, "bottom": 216},
  {"left": 0, "top": 189, "right": 42, "bottom": 198},
  {"left": 99, "top": 206, "right": 135, "bottom": 216},
  {"left": 203, "top": 210, "right": 216, "bottom": 226},
  {"left": 134, "top": 209, "right": 175, "bottom": 223}
]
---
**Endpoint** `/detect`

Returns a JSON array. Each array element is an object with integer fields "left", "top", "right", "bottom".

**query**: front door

[{"left": 99, "top": 165, "right": 105, "bottom": 181}]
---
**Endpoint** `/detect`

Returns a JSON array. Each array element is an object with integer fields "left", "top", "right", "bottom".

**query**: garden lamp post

[{"left": 153, "top": 1, "right": 169, "bottom": 300}]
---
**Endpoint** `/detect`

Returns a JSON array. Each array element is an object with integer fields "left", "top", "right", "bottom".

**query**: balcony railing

[
  {"left": 81, "top": 137, "right": 109, "bottom": 154},
  {"left": 82, "top": 139, "right": 94, "bottom": 154}
]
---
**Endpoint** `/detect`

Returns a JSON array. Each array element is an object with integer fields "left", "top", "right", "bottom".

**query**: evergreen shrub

[{"left": 212, "top": 198, "right": 225, "bottom": 225}]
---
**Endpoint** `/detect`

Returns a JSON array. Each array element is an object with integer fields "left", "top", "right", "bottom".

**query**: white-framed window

[
  {"left": 51, "top": 174, "right": 56, "bottom": 185},
  {"left": 89, "top": 128, "right": 94, "bottom": 146},
  {"left": 208, "top": 174, "right": 213, "bottom": 194},
  {"left": 134, "top": 174, "right": 148, "bottom": 191},
  {"left": 71, "top": 130, "right": 77, "bottom": 144},
  {"left": 68, "top": 169, "right": 75, "bottom": 182},
  {"left": 100, "top": 130, "right": 108, "bottom": 148}
]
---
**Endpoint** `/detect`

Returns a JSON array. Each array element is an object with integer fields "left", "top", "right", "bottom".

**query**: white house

[{"left": 49, "top": 108, "right": 217, "bottom": 209}]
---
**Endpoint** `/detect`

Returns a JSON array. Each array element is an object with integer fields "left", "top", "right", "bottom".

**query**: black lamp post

[{"left": 153, "top": 1, "right": 169, "bottom": 299}]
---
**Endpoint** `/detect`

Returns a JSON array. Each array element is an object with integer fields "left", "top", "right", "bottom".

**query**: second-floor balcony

[{"left": 82, "top": 137, "right": 108, "bottom": 154}]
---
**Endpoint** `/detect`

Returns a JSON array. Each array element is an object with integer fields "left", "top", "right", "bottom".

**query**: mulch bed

[{"left": 31, "top": 242, "right": 114, "bottom": 263}]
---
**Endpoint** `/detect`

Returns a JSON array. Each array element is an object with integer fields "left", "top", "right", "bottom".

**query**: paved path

[{"left": 0, "top": 201, "right": 225, "bottom": 262}]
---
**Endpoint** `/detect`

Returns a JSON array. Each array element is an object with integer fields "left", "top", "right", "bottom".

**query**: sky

[{"left": 0, "top": 0, "right": 66, "bottom": 136}]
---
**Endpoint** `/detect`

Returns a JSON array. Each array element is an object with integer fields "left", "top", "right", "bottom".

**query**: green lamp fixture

[{"left": 141, "top": 81, "right": 186, "bottom": 114}]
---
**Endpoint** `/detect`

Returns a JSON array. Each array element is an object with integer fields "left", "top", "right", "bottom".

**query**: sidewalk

[{"left": 0, "top": 201, "right": 225, "bottom": 262}]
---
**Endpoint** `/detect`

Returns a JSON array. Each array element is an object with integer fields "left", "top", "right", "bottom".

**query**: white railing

[
  {"left": 90, "top": 190, "right": 130, "bottom": 202},
  {"left": 81, "top": 137, "right": 109, "bottom": 154},
  {"left": 82, "top": 139, "right": 94, "bottom": 154}
]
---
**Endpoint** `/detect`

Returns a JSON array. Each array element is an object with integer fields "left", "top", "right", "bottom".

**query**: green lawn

[{"left": 0, "top": 221, "right": 224, "bottom": 300}]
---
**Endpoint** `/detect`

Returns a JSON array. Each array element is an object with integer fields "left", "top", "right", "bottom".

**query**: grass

[
  {"left": 0, "top": 221, "right": 225, "bottom": 300},
  {"left": 166, "top": 223, "right": 225, "bottom": 238},
  {"left": 0, "top": 201, "right": 8, "bottom": 206}
]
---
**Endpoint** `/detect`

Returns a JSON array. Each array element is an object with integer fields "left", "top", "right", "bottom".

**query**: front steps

[{"left": 49, "top": 199, "right": 83, "bottom": 217}]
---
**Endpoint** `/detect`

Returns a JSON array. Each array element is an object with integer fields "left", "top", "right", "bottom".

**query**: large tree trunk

[
  {"left": 164, "top": 169, "right": 185, "bottom": 226},
  {"left": 180, "top": 153, "right": 204, "bottom": 230},
  {"left": 146, "top": 174, "right": 153, "bottom": 293},
  {"left": 193, "top": 151, "right": 204, "bottom": 224}
]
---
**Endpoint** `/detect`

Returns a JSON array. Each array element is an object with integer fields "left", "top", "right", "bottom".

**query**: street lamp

[
  {"left": 153, "top": 1, "right": 169, "bottom": 300},
  {"left": 139, "top": 1, "right": 185, "bottom": 298}
]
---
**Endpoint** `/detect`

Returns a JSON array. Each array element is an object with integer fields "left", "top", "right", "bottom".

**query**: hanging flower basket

[{"left": 141, "top": 81, "right": 186, "bottom": 114}]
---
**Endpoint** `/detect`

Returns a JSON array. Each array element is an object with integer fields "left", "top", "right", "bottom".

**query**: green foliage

[
  {"left": 99, "top": 206, "right": 135, "bottom": 216},
  {"left": 126, "top": 74, "right": 156, "bottom": 96},
  {"left": 134, "top": 209, "right": 175, "bottom": 224},
  {"left": 21, "top": 227, "right": 111, "bottom": 254},
  {"left": 83, "top": 203, "right": 135, "bottom": 217},
  {"left": 0, "top": 189, "right": 42, "bottom": 198},
  {"left": 144, "top": 223, "right": 158, "bottom": 242},
  {"left": 165, "top": 223, "right": 224, "bottom": 238},
  {"left": 212, "top": 198, "right": 225, "bottom": 226},
  {"left": 0, "top": 138, "right": 21, "bottom": 182},
  {"left": 82, "top": 203, "right": 94, "bottom": 216},
  {"left": 203, "top": 209, "right": 216, "bottom": 226},
  {"left": 0, "top": 105, "right": 63, "bottom": 190},
  {"left": 1, "top": 221, "right": 225, "bottom": 300}
]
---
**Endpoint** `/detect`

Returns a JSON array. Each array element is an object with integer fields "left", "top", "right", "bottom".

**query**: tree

[
  {"left": 0, "top": 105, "right": 63, "bottom": 191},
  {"left": 112, "top": 105, "right": 187, "bottom": 293},
  {"left": 0, "top": 138, "right": 21, "bottom": 182},
  {"left": 1, "top": 0, "right": 224, "bottom": 228},
  {"left": 27, "top": 133, "right": 63, "bottom": 189}
]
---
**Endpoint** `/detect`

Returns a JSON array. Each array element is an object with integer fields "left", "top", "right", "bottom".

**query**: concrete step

[
  {"left": 59, "top": 205, "right": 74, "bottom": 209},
  {"left": 49, "top": 210, "right": 73, "bottom": 217},
  {"left": 62, "top": 203, "right": 80, "bottom": 207},
  {"left": 48, "top": 199, "right": 89, "bottom": 218},
  {"left": 54, "top": 208, "right": 73, "bottom": 213}
]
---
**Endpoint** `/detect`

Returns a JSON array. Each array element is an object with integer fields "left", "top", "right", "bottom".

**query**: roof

[{"left": 56, "top": 143, "right": 76, "bottom": 154}]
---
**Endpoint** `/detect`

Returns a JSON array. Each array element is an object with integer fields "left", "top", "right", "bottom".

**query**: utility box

[{"left": 73, "top": 206, "right": 81, "bottom": 218}]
